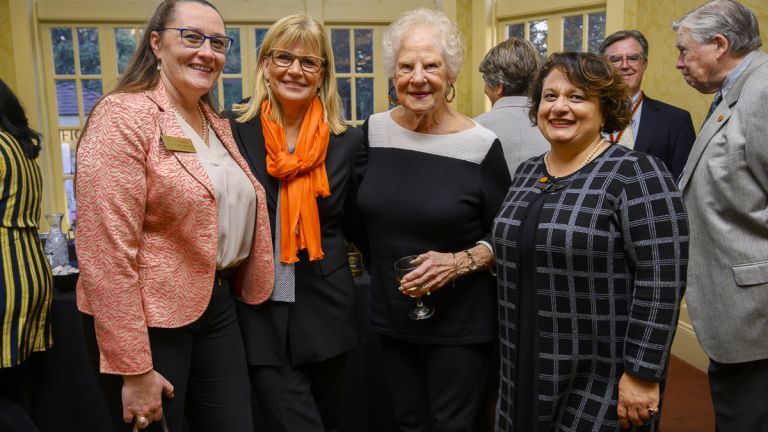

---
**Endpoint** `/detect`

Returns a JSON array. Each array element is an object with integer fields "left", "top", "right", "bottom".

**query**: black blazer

[
  {"left": 634, "top": 96, "right": 696, "bottom": 180},
  {"left": 225, "top": 110, "right": 365, "bottom": 366}
]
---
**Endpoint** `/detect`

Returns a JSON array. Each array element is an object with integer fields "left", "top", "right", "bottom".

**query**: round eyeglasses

[
  {"left": 156, "top": 28, "right": 234, "bottom": 54},
  {"left": 269, "top": 49, "right": 326, "bottom": 73}
]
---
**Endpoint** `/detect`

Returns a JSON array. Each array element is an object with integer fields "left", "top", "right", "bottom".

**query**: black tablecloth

[
  {"left": 29, "top": 274, "right": 396, "bottom": 432},
  {"left": 29, "top": 289, "right": 112, "bottom": 431}
]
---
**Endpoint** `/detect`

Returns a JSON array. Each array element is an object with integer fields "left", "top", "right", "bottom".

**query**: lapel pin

[{"left": 717, "top": 115, "right": 724, "bottom": 122}]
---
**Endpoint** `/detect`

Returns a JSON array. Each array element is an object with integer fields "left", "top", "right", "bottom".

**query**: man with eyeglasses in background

[{"left": 599, "top": 30, "right": 695, "bottom": 179}]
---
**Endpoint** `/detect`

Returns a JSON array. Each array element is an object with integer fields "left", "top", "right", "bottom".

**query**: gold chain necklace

[{"left": 544, "top": 138, "right": 606, "bottom": 178}]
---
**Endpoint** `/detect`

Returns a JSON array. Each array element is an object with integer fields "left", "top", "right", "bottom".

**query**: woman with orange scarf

[{"left": 224, "top": 14, "right": 364, "bottom": 431}]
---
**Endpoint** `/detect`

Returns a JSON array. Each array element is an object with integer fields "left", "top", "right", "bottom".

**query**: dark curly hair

[{"left": 528, "top": 52, "right": 631, "bottom": 135}]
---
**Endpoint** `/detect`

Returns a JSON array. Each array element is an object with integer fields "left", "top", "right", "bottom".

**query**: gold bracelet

[{"left": 465, "top": 249, "right": 478, "bottom": 272}]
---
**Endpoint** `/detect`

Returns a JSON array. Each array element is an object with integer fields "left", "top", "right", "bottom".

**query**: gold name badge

[{"left": 162, "top": 135, "right": 196, "bottom": 153}]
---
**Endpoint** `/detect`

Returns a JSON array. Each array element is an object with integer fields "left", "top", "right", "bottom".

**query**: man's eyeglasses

[
  {"left": 156, "top": 28, "right": 234, "bottom": 54},
  {"left": 269, "top": 49, "right": 326, "bottom": 73},
  {"left": 607, "top": 54, "right": 644, "bottom": 66}
]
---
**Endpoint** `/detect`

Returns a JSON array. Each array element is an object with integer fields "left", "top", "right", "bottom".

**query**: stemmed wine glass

[{"left": 394, "top": 255, "right": 435, "bottom": 320}]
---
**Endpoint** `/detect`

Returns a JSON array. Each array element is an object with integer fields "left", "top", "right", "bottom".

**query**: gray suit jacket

[
  {"left": 475, "top": 96, "right": 550, "bottom": 175},
  {"left": 679, "top": 51, "right": 768, "bottom": 363}
]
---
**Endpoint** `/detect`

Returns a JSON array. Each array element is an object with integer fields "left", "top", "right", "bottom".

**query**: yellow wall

[
  {"left": 456, "top": 0, "right": 473, "bottom": 116},
  {"left": 0, "top": 0, "right": 16, "bottom": 89},
  {"left": 33, "top": 0, "right": 433, "bottom": 23},
  {"left": 497, "top": 0, "right": 602, "bottom": 18},
  {"left": 627, "top": 0, "right": 768, "bottom": 128}
]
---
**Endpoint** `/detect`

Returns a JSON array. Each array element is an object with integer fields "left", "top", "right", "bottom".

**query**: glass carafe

[{"left": 45, "top": 212, "right": 70, "bottom": 267}]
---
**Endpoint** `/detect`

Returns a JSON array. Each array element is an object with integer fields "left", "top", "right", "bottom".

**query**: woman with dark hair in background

[
  {"left": 0, "top": 79, "right": 52, "bottom": 432},
  {"left": 492, "top": 52, "right": 687, "bottom": 431},
  {"left": 75, "top": 0, "right": 273, "bottom": 430}
]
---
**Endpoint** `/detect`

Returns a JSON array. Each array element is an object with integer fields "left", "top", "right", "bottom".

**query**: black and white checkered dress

[{"left": 492, "top": 144, "right": 688, "bottom": 431}]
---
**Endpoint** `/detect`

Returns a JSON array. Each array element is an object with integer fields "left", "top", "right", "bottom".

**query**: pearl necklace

[
  {"left": 544, "top": 138, "right": 606, "bottom": 178},
  {"left": 174, "top": 103, "right": 208, "bottom": 145},
  {"left": 196, "top": 104, "right": 209, "bottom": 145}
]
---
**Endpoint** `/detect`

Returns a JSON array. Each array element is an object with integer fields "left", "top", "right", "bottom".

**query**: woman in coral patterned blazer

[{"left": 75, "top": 1, "right": 272, "bottom": 431}]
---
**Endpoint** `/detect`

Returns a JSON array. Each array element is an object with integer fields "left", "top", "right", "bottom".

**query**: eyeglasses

[
  {"left": 269, "top": 49, "right": 326, "bottom": 73},
  {"left": 607, "top": 54, "right": 644, "bottom": 66},
  {"left": 156, "top": 28, "right": 234, "bottom": 54}
]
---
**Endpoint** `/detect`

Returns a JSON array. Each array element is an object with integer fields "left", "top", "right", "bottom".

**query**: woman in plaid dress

[{"left": 492, "top": 52, "right": 688, "bottom": 431}]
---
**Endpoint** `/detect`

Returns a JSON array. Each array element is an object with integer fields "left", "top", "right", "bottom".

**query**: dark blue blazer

[{"left": 634, "top": 95, "right": 696, "bottom": 179}]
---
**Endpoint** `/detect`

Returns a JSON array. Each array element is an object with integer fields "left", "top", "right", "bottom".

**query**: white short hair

[
  {"left": 672, "top": 0, "right": 762, "bottom": 56},
  {"left": 381, "top": 8, "right": 465, "bottom": 80}
]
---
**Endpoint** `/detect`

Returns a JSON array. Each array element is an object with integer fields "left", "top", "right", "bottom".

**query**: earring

[
  {"left": 388, "top": 86, "right": 400, "bottom": 106},
  {"left": 156, "top": 59, "right": 161, "bottom": 71},
  {"left": 445, "top": 84, "right": 456, "bottom": 103}
]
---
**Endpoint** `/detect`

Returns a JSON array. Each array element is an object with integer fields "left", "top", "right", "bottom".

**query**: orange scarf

[{"left": 261, "top": 97, "right": 330, "bottom": 263}]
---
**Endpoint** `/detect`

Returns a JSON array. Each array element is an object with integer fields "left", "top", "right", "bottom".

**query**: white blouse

[{"left": 176, "top": 112, "right": 256, "bottom": 269}]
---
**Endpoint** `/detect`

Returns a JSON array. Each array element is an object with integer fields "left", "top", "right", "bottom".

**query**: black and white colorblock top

[
  {"left": 492, "top": 144, "right": 688, "bottom": 431},
  {"left": 358, "top": 110, "right": 511, "bottom": 344}
]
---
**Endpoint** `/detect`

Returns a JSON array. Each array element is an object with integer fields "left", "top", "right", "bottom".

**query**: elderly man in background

[
  {"left": 475, "top": 37, "right": 549, "bottom": 175},
  {"left": 673, "top": 1, "right": 768, "bottom": 430},
  {"left": 599, "top": 30, "right": 695, "bottom": 179}
]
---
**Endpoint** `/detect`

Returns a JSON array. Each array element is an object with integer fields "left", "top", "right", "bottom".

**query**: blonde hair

[{"left": 232, "top": 14, "right": 347, "bottom": 134}]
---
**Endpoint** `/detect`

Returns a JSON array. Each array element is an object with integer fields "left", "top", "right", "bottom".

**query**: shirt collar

[{"left": 721, "top": 50, "right": 757, "bottom": 98}]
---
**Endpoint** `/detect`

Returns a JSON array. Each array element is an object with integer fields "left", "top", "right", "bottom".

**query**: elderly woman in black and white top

[
  {"left": 492, "top": 52, "right": 687, "bottom": 432},
  {"left": 356, "top": 8, "right": 511, "bottom": 431}
]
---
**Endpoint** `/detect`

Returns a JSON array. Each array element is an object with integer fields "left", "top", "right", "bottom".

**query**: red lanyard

[{"left": 609, "top": 91, "right": 644, "bottom": 143}]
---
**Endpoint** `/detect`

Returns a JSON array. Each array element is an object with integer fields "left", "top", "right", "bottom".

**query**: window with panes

[
  {"left": 41, "top": 23, "right": 386, "bottom": 225},
  {"left": 500, "top": 9, "right": 606, "bottom": 62}
]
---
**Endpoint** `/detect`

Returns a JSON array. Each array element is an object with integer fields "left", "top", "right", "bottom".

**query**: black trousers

[
  {"left": 83, "top": 278, "right": 254, "bottom": 432},
  {"left": 709, "top": 357, "right": 768, "bottom": 432},
  {"left": 0, "top": 362, "right": 40, "bottom": 432},
  {"left": 251, "top": 352, "right": 348, "bottom": 432},
  {"left": 379, "top": 335, "right": 492, "bottom": 432}
]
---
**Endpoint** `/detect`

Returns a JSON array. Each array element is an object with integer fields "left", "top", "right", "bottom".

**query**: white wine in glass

[{"left": 394, "top": 255, "right": 435, "bottom": 320}]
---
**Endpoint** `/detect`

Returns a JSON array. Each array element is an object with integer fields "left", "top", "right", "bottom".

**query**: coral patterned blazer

[{"left": 75, "top": 82, "right": 274, "bottom": 375}]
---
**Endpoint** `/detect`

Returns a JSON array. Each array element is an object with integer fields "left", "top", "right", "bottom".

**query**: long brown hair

[{"left": 113, "top": 0, "right": 222, "bottom": 110}]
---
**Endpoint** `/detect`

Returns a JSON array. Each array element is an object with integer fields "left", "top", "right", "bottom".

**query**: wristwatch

[{"left": 465, "top": 249, "right": 478, "bottom": 272}]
